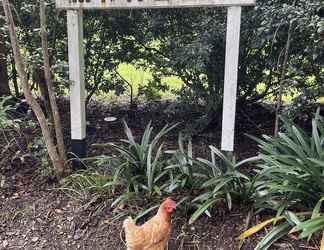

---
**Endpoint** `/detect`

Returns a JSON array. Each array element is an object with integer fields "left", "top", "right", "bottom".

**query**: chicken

[{"left": 123, "top": 197, "right": 176, "bottom": 250}]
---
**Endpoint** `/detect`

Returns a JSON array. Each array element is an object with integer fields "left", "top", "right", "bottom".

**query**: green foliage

[
  {"left": 165, "top": 133, "right": 197, "bottom": 190},
  {"left": 0, "top": 97, "right": 19, "bottom": 129},
  {"left": 252, "top": 109, "right": 324, "bottom": 212},
  {"left": 188, "top": 147, "right": 258, "bottom": 224},
  {"left": 240, "top": 197, "right": 324, "bottom": 250},
  {"left": 254, "top": 221, "right": 292, "bottom": 250},
  {"left": 5, "top": 0, "right": 322, "bottom": 120},
  {"left": 29, "top": 137, "right": 56, "bottom": 178},
  {"left": 240, "top": 109, "right": 324, "bottom": 249},
  {"left": 62, "top": 121, "right": 180, "bottom": 221},
  {"left": 62, "top": 169, "right": 113, "bottom": 201},
  {"left": 93, "top": 121, "right": 178, "bottom": 204},
  {"left": 294, "top": 197, "right": 324, "bottom": 240},
  {"left": 62, "top": 126, "right": 257, "bottom": 223}
]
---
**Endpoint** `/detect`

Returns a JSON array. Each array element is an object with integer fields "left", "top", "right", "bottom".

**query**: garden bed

[{"left": 0, "top": 99, "right": 318, "bottom": 249}]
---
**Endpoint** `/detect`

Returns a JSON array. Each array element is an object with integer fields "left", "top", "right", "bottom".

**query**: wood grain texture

[
  {"left": 67, "top": 10, "right": 86, "bottom": 140},
  {"left": 56, "top": 0, "right": 256, "bottom": 9},
  {"left": 221, "top": 6, "right": 242, "bottom": 152}
]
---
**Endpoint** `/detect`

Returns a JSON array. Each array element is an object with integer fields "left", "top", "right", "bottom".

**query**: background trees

[
  {"left": 1, "top": 0, "right": 322, "bottom": 131},
  {"left": 2, "top": 0, "right": 321, "bottom": 117},
  {"left": 0, "top": 8, "right": 11, "bottom": 97}
]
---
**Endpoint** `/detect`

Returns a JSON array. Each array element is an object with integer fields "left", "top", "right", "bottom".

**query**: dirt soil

[{"left": 0, "top": 99, "right": 318, "bottom": 250}]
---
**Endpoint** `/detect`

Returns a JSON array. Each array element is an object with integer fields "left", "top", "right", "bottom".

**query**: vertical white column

[
  {"left": 67, "top": 10, "right": 86, "bottom": 142},
  {"left": 221, "top": 6, "right": 242, "bottom": 152}
]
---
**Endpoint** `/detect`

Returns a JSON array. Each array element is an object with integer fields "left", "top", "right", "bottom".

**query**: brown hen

[{"left": 123, "top": 197, "right": 176, "bottom": 250}]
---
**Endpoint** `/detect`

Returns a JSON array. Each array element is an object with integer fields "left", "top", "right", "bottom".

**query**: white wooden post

[
  {"left": 221, "top": 6, "right": 242, "bottom": 152},
  {"left": 67, "top": 10, "right": 86, "bottom": 165}
]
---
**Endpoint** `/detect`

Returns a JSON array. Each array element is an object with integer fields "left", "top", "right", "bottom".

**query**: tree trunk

[
  {"left": 11, "top": 59, "right": 20, "bottom": 98},
  {"left": 40, "top": 0, "right": 67, "bottom": 163},
  {"left": 33, "top": 66, "right": 53, "bottom": 121},
  {"left": 0, "top": 21, "right": 11, "bottom": 97},
  {"left": 274, "top": 19, "right": 294, "bottom": 137},
  {"left": 2, "top": 0, "right": 66, "bottom": 176}
]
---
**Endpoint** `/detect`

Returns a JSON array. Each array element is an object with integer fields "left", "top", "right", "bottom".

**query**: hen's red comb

[{"left": 165, "top": 197, "right": 176, "bottom": 209}]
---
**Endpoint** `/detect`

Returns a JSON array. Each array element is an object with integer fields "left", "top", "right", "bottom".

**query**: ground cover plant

[
  {"left": 1, "top": 97, "right": 321, "bottom": 249},
  {"left": 0, "top": 97, "right": 19, "bottom": 129},
  {"left": 240, "top": 109, "right": 324, "bottom": 249},
  {"left": 64, "top": 122, "right": 259, "bottom": 222},
  {"left": 64, "top": 121, "right": 180, "bottom": 221},
  {"left": 62, "top": 108, "right": 324, "bottom": 249}
]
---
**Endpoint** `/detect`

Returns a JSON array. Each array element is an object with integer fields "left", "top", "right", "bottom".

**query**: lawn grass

[
  {"left": 116, "top": 63, "right": 183, "bottom": 97},
  {"left": 96, "top": 64, "right": 323, "bottom": 105},
  {"left": 95, "top": 63, "right": 183, "bottom": 102}
]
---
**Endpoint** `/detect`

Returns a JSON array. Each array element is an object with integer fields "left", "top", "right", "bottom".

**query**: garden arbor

[{"left": 56, "top": 0, "right": 256, "bottom": 161}]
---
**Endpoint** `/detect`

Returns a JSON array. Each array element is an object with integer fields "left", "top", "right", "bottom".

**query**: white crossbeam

[{"left": 56, "top": 0, "right": 255, "bottom": 9}]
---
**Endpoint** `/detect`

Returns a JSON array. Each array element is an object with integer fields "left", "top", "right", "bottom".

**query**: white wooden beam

[
  {"left": 67, "top": 10, "right": 86, "bottom": 141},
  {"left": 56, "top": 0, "right": 256, "bottom": 9},
  {"left": 221, "top": 6, "right": 241, "bottom": 152}
]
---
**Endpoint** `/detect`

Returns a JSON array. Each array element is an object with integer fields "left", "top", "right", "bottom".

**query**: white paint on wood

[
  {"left": 56, "top": 0, "right": 255, "bottom": 9},
  {"left": 61, "top": 0, "right": 252, "bottom": 152},
  {"left": 221, "top": 6, "right": 241, "bottom": 152},
  {"left": 67, "top": 10, "right": 86, "bottom": 140}
]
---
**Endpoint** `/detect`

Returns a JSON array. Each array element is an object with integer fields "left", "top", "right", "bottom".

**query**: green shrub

[
  {"left": 0, "top": 97, "right": 19, "bottom": 129},
  {"left": 252, "top": 109, "right": 324, "bottom": 212},
  {"left": 63, "top": 123, "right": 258, "bottom": 223},
  {"left": 165, "top": 133, "right": 203, "bottom": 191},
  {"left": 240, "top": 108, "right": 324, "bottom": 249},
  {"left": 93, "top": 121, "right": 178, "bottom": 206},
  {"left": 240, "top": 197, "right": 324, "bottom": 250},
  {"left": 62, "top": 169, "right": 113, "bottom": 201},
  {"left": 188, "top": 146, "right": 258, "bottom": 224}
]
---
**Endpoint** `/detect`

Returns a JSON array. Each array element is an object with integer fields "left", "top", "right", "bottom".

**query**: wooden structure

[{"left": 56, "top": 0, "right": 256, "bottom": 162}]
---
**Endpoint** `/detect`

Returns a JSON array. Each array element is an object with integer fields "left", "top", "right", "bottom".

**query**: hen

[{"left": 123, "top": 197, "right": 176, "bottom": 250}]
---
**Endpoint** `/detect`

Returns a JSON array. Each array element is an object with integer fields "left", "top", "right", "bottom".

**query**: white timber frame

[{"left": 57, "top": 0, "right": 256, "bottom": 160}]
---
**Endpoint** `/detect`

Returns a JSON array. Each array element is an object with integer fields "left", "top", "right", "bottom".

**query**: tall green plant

[
  {"left": 166, "top": 133, "right": 203, "bottom": 191},
  {"left": 240, "top": 197, "right": 324, "bottom": 250},
  {"left": 251, "top": 109, "right": 324, "bottom": 212},
  {"left": 93, "top": 121, "right": 178, "bottom": 202},
  {"left": 189, "top": 146, "right": 258, "bottom": 224},
  {"left": 240, "top": 108, "right": 324, "bottom": 249}
]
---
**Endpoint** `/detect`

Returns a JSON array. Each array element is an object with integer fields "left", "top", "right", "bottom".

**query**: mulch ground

[{"left": 0, "top": 99, "right": 319, "bottom": 249}]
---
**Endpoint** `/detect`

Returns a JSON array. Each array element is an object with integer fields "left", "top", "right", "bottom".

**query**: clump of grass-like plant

[
  {"left": 240, "top": 108, "right": 324, "bottom": 249},
  {"left": 92, "top": 121, "right": 178, "bottom": 217},
  {"left": 188, "top": 146, "right": 258, "bottom": 224}
]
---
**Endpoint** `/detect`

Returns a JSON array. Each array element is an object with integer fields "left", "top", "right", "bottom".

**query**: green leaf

[
  {"left": 312, "top": 197, "right": 324, "bottom": 219},
  {"left": 189, "top": 198, "right": 219, "bottom": 225},
  {"left": 312, "top": 119, "right": 322, "bottom": 157},
  {"left": 297, "top": 217, "right": 324, "bottom": 238},
  {"left": 255, "top": 222, "right": 292, "bottom": 250},
  {"left": 285, "top": 211, "right": 301, "bottom": 226},
  {"left": 209, "top": 146, "right": 233, "bottom": 169},
  {"left": 123, "top": 120, "right": 136, "bottom": 146},
  {"left": 292, "top": 126, "right": 311, "bottom": 156}
]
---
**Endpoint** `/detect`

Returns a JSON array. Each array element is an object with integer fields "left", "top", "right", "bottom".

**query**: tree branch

[{"left": 40, "top": 0, "right": 67, "bottom": 163}]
